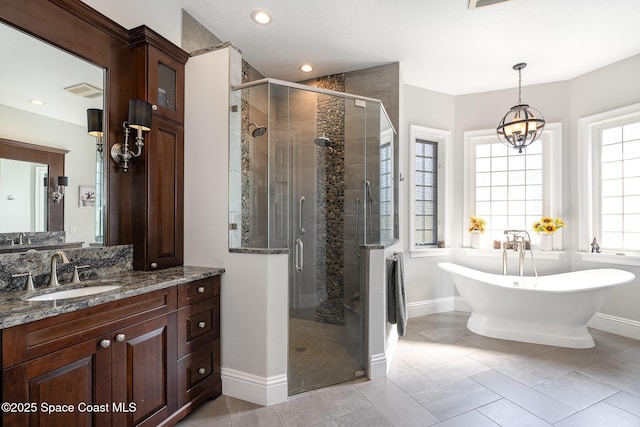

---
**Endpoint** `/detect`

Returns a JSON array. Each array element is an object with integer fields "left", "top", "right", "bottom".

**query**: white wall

[
  {"left": 401, "top": 54, "right": 640, "bottom": 331},
  {"left": 184, "top": 48, "right": 289, "bottom": 406},
  {"left": 400, "top": 84, "right": 458, "bottom": 310},
  {"left": 0, "top": 105, "right": 98, "bottom": 245},
  {"left": 80, "top": 0, "right": 181, "bottom": 45},
  {"left": 569, "top": 55, "right": 640, "bottom": 323}
]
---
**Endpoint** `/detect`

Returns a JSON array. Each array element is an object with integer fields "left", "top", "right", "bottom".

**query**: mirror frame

[
  {"left": 0, "top": 138, "right": 67, "bottom": 231},
  {"left": 2, "top": 0, "right": 135, "bottom": 246}
]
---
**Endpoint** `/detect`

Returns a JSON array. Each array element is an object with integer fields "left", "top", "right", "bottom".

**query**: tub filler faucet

[{"left": 503, "top": 230, "right": 532, "bottom": 276}]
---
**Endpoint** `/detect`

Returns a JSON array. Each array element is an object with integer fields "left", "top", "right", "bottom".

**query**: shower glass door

[{"left": 285, "top": 84, "right": 366, "bottom": 395}]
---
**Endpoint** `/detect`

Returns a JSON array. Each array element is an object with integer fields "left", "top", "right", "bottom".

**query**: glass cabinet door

[{"left": 147, "top": 46, "right": 185, "bottom": 123}]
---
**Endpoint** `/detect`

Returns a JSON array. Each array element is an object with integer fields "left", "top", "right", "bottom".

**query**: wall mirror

[{"left": 0, "top": 21, "right": 106, "bottom": 247}]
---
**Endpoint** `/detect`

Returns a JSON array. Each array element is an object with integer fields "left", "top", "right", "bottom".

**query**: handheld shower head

[{"left": 248, "top": 123, "right": 267, "bottom": 138}]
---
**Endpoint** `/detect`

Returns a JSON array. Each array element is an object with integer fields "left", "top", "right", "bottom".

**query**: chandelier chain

[{"left": 518, "top": 67, "right": 522, "bottom": 104}]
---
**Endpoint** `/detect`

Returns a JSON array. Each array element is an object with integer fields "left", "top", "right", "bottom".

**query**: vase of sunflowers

[
  {"left": 469, "top": 216, "right": 486, "bottom": 249},
  {"left": 533, "top": 217, "right": 566, "bottom": 251}
]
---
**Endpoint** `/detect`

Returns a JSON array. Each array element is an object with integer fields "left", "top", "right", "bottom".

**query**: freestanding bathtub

[{"left": 438, "top": 262, "right": 635, "bottom": 348}]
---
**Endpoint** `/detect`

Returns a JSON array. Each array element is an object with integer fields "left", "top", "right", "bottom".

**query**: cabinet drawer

[
  {"left": 2, "top": 287, "right": 177, "bottom": 368},
  {"left": 177, "top": 339, "right": 220, "bottom": 408},
  {"left": 177, "top": 297, "right": 219, "bottom": 358},
  {"left": 178, "top": 275, "right": 220, "bottom": 307}
]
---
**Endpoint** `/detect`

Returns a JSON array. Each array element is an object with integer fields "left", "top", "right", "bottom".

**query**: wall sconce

[
  {"left": 87, "top": 108, "right": 103, "bottom": 154},
  {"left": 51, "top": 176, "right": 68, "bottom": 203},
  {"left": 110, "top": 99, "right": 152, "bottom": 173}
]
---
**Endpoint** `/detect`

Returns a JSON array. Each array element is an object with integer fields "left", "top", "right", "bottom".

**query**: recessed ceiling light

[
  {"left": 29, "top": 99, "right": 45, "bottom": 105},
  {"left": 251, "top": 10, "right": 272, "bottom": 25},
  {"left": 300, "top": 64, "right": 313, "bottom": 73}
]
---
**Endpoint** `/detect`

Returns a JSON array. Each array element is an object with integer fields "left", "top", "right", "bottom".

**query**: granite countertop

[
  {"left": 0, "top": 241, "right": 85, "bottom": 254},
  {"left": 0, "top": 265, "right": 225, "bottom": 329}
]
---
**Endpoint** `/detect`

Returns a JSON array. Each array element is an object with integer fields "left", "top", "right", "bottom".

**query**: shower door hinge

[
  {"left": 354, "top": 370, "right": 366, "bottom": 378},
  {"left": 354, "top": 99, "right": 366, "bottom": 108}
]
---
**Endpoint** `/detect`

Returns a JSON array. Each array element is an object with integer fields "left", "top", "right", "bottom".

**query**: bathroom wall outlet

[{"left": 70, "top": 226, "right": 76, "bottom": 233}]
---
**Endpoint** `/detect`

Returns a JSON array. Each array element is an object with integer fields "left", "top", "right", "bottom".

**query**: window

[
  {"left": 380, "top": 136, "right": 393, "bottom": 242},
  {"left": 580, "top": 104, "right": 640, "bottom": 253},
  {"left": 464, "top": 124, "right": 562, "bottom": 249},
  {"left": 409, "top": 125, "right": 452, "bottom": 255},
  {"left": 414, "top": 139, "right": 438, "bottom": 246}
]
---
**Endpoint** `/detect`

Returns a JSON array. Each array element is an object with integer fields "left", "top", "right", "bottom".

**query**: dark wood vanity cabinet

[
  {"left": 174, "top": 275, "right": 222, "bottom": 419},
  {"left": 130, "top": 28, "right": 189, "bottom": 271},
  {"left": 1, "top": 276, "right": 222, "bottom": 427}
]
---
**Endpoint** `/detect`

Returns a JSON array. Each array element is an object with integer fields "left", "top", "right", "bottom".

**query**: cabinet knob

[
  {"left": 198, "top": 367, "right": 206, "bottom": 375},
  {"left": 198, "top": 321, "right": 206, "bottom": 329},
  {"left": 100, "top": 339, "right": 111, "bottom": 348},
  {"left": 115, "top": 334, "right": 126, "bottom": 342},
  {"left": 151, "top": 262, "right": 158, "bottom": 269},
  {"left": 197, "top": 286, "right": 205, "bottom": 293}
]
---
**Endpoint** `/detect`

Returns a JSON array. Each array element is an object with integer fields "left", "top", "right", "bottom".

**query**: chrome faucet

[
  {"left": 48, "top": 251, "right": 70, "bottom": 287},
  {"left": 503, "top": 230, "right": 531, "bottom": 276},
  {"left": 18, "top": 232, "right": 26, "bottom": 244}
]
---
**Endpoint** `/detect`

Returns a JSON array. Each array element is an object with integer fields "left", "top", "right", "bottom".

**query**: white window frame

[
  {"left": 579, "top": 103, "right": 640, "bottom": 260},
  {"left": 408, "top": 125, "right": 452, "bottom": 257},
  {"left": 463, "top": 123, "right": 563, "bottom": 250},
  {"left": 380, "top": 128, "right": 394, "bottom": 242}
]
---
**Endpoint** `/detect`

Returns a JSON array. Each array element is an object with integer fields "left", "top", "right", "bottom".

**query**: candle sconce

[{"left": 111, "top": 99, "right": 153, "bottom": 173}]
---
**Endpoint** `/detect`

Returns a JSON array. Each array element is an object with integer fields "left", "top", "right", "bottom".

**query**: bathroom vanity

[{"left": 0, "top": 267, "right": 223, "bottom": 426}]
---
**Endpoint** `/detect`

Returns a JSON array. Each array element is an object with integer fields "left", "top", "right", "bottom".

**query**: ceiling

[
  {"left": 180, "top": 0, "right": 640, "bottom": 95},
  {"left": 0, "top": 22, "right": 103, "bottom": 127}
]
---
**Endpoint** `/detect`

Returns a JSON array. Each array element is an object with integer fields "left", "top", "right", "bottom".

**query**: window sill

[
  {"left": 409, "top": 247, "right": 454, "bottom": 258},
  {"left": 578, "top": 251, "right": 640, "bottom": 267},
  {"left": 462, "top": 248, "right": 564, "bottom": 260}
]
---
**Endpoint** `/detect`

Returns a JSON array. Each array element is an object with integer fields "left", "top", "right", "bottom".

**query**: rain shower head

[
  {"left": 313, "top": 134, "right": 331, "bottom": 148},
  {"left": 249, "top": 123, "right": 267, "bottom": 138}
]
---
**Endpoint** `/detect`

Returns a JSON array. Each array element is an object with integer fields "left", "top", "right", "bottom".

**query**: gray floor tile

[
  {"left": 432, "top": 410, "right": 498, "bottom": 427},
  {"left": 471, "top": 370, "right": 575, "bottom": 423},
  {"left": 606, "top": 391, "right": 640, "bottom": 417},
  {"left": 532, "top": 371, "right": 619, "bottom": 410},
  {"left": 175, "top": 395, "right": 229, "bottom": 426},
  {"left": 411, "top": 377, "right": 500, "bottom": 421},
  {"left": 226, "top": 397, "right": 284, "bottom": 427},
  {"left": 555, "top": 401, "right": 640, "bottom": 427},
  {"left": 477, "top": 399, "right": 552, "bottom": 427},
  {"left": 334, "top": 407, "right": 391, "bottom": 427},
  {"left": 355, "top": 378, "right": 439, "bottom": 426},
  {"left": 176, "top": 312, "right": 640, "bottom": 427},
  {"left": 419, "top": 356, "right": 491, "bottom": 385},
  {"left": 578, "top": 363, "right": 640, "bottom": 396},
  {"left": 276, "top": 384, "right": 370, "bottom": 426}
]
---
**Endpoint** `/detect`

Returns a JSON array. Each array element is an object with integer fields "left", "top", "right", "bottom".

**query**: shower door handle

[
  {"left": 299, "top": 196, "right": 305, "bottom": 234},
  {"left": 295, "top": 239, "right": 304, "bottom": 272}
]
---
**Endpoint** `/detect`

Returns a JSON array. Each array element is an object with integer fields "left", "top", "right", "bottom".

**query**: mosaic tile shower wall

[{"left": 315, "top": 74, "right": 346, "bottom": 325}]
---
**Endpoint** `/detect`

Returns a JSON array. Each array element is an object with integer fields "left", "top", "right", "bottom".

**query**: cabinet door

[
  {"left": 2, "top": 337, "right": 111, "bottom": 427},
  {"left": 111, "top": 314, "right": 177, "bottom": 427},
  {"left": 147, "top": 46, "right": 184, "bottom": 123},
  {"left": 137, "top": 117, "right": 184, "bottom": 270}
]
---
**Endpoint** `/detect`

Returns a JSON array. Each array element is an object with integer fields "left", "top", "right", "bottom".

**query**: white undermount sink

[{"left": 26, "top": 285, "right": 121, "bottom": 301}]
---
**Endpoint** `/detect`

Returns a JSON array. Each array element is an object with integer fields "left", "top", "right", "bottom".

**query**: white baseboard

[
  {"left": 407, "top": 297, "right": 456, "bottom": 318},
  {"left": 588, "top": 312, "right": 640, "bottom": 341},
  {"left": 221, "top": 368, "right": 288, "bottom": 406},
  {"left": 454, "top": 297, "right": 470, "bottom": 312},
  {"left": 410, "top": 297, "right": 639, "bottom": 342},
  {"left": 369, "top": 352, "right": 388, "bottom": 380}
]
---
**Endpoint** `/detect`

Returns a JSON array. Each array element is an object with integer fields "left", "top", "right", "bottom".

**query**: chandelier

[{"left": 496, "top": 63, "right": 545, "bottom": 153}]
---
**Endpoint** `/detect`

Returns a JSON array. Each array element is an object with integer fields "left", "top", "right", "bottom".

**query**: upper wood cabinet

[
  {"left": 148, "top": 47, "right": 185, "bottom": 123},
  {"left": 129, "top": 27, "right": 189, "bottom": 270}
]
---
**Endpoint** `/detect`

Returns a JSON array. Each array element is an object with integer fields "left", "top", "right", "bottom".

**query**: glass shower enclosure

[{"left": 229, "top": 78, "right": 397, "bottom": 395}]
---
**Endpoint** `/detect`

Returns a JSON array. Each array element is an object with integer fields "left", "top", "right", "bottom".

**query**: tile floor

[{"left": 176, "top": 312, "right": 640, "bottom": 426}]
